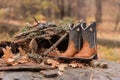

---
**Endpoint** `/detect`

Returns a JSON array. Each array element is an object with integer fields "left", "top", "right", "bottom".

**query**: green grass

[{"left": 98, "top": 44, "right": 120, "bottom": 63}]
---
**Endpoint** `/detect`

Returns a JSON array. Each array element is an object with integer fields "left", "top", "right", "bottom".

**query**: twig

[
  {"left": 14, "top": 29, "right": 39, "bottom": 38},
  {"left": 14, "top": 27, "right": 63, "bottom": 39},
  {"left": 0, "top": 65, "right": 53, "bottom": 71},
  {"left": 43, "top": 32, "right": 69, "bottom": 56},
  {"left": 33, "top": 16, "right": 39, "bottom": 24},
  {"left": 14, "top": 32, "right": 61, "bottom": 43}
]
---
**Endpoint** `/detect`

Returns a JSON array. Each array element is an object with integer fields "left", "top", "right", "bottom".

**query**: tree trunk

[
  {"left": 95, "top": 0, "right": 102, "bottom": 24},
  {"left": 0, "top": 60, "right": 120, "bottom": 80},
  {"left": 59, "top": 0, "right": 65, "bottom": 19},
  {"left": 113, "top": 3, "right": 120, "bottom": 31}
]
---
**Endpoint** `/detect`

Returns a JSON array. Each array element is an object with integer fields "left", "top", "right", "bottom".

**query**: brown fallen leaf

[
  {"left": 45, "top": 59, "right": 59, "bottom": 68},
  {"left": 18, "top": 47, "right": 26, "bottom": 56},
  {"left": 58, "top": 63, "right": 68, "bottom": 71},
  {"left": 2, "top": 46, "right": 17, "bottom": 65},
  {"left": 29, "top": 38, "right": 38, "bottom": 53},
  {"left": 69, "top": 63, "right": 78, "bottom": 68},
  {"left": 77, "top": 63, "right": 85, "bottom": 68},
  {"left": 18, "top": 47, "right": 31, "bottom": 64},
  {"left": 2, "top": 46, "right": 14, "bottom": 59},
  {"left": 69, "top": 61, "right": 85, "bottom": 68}
]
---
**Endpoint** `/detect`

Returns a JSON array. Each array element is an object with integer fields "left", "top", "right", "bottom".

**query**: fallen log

[
  {"left": 14, "top": 27, "right": 65, "bottom": 43},
  {"left": 0, "top": 64, "right": 53, "bottom": 71},
  {"left": 0, "top": 60, "right": 120, "bottom": 80}
]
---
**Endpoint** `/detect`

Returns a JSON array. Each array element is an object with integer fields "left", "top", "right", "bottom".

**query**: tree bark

[
  {"left": 0, "top": 60, "right": 120, "bottom": 80},
  {"left": 95, "top": 0, "right": 102, "bottom": 24},
  {"left": 113, "top": 2, "right": 120, "bottom": 31}
]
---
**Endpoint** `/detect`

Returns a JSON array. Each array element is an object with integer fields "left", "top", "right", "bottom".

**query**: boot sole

[
  {"left": 57, "top": 54, "right": 97, "bottom": 62},
  {"left": 58, "top": 57, "right": 73, "bottom": 61},
  {"left": 73, "top": 54, "right": 98, "bottom": 61}
]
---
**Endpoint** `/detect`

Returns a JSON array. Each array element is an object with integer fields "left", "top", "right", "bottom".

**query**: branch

[
  {"left": 33, "top": 16, "right": 39, "bottom": 24},
  {"left": 0, "top": 65, "right": 53, "bottom": 71},
  {"left": 43, "top": 32, "right": 68, "bottom": 56},
  {"left": 14, "top": 29, "right": 39, "bottom": 38}
]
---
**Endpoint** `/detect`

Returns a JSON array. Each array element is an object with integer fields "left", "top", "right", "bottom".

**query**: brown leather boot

[
  {"left": 59, "top": 23, "right": 83, "bottom": 60},
  {"left": 74, "top": 22, "right": 97, "bottom": 60}
]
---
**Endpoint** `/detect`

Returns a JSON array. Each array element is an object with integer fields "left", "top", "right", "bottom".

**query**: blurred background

[{"left": 0, "top": 0, "right": 120, "bottom": 62}]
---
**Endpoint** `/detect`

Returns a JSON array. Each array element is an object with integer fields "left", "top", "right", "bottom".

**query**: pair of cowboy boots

[{"left": 59, "top": 21, "right": 97, "bottom": 61}]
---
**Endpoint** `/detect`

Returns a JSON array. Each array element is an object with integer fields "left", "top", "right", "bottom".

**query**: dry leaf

[
  {"left": 2, "top": 46, "right": 16, "bottom": 65},
  {"left": 77, "top": 63, "right": 85, "bottom": 68},
  {"left": 69, "top": 61, "right": 85, "bottom": 68},
  {"left": 18, "top": 47, "right": 26, "bottom": 56},
  {"left": 2, "top": 46, "right": 14, "bottom": 59},
  {"left": 18, "top": 47, "right": 30, "bottom": 64},
  {"left": 58, "top": 64, "right": 68, "bottom": 71},
  {"left": 46, "top": 59, "right": 59, "bottom": 68},
  {"left": 69, "top": 63, "right": 78, "bottom": 68},
  {"left": 29, "top": 38, "right": 38, "bottom": 52}
]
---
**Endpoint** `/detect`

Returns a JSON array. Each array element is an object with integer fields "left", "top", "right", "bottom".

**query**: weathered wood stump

[
  {"left": 0, "top": 60, "right": 120, "bottom": 80},
  {"left": 0, "top": 22, "right": 120, "bottom": 80}
]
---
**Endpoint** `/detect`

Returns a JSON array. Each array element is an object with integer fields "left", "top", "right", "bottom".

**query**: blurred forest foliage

[
  {"left": 0, "top": 0, "right": 119, "bottom": 23},
  {"left": 0, "top": 0, "right": 120, "bottom": 62}
]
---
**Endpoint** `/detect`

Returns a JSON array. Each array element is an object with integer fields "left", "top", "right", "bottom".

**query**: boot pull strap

[
  {"left": 69, "top": 23, "right": 81, "bottom": 31},
  {"left": 81, "top": 22, "right": 86, "bottom": 30},
  {"left": 68, "top": 23, "right": 74, "bottom": 30},
  {"left": 81, "top": 22, "right": 96, "bottom": 31}
]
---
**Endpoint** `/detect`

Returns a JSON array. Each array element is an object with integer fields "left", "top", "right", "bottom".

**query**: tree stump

[{"left": 0, "top": 60, "right": 119, "bottom": 80}]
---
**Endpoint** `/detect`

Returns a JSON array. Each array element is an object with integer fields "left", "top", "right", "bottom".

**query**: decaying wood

[
  {"left": 14, "top": 27, "right": 65, "bottom": 44},
  {"left": 0, "top": 64, "right": 53, "bottom": 71},
  {"left": 0, "top": 60, "right": 120, "bottom": 80},
  {"left": 14, "top": 29, "right": 39, "bottom": 39},
  {"left": 27, "top": 32, "right": 68, "bottom": 62},
  {"left": 14, "top": 27, "right": 63, "bottom": 38},
  {"left": 90, "top": 60, "right": 108, "bottom": 68},
  {"left": 40, "top": 69, "right": 58, "bottom": 78}
]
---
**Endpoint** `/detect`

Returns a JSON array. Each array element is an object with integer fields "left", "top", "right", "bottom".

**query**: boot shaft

[
  {"left": 69, "top": 23, "right": 82, "bottom": 51},
  {"left": 81, "top": 22, "right": 97, "bottom": 48}
]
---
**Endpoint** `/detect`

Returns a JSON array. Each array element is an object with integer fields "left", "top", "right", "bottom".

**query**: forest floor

[{"left": 97, "top": 22, "right": 120, "bottom": 62}]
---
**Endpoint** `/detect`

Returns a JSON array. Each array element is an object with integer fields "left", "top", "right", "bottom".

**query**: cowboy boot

[
  {"left": 59, "top": 23, "right": 83, "bottom": 60},
  {"left": 74, "top": 22, "right": 97, "bottom": 60}
]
